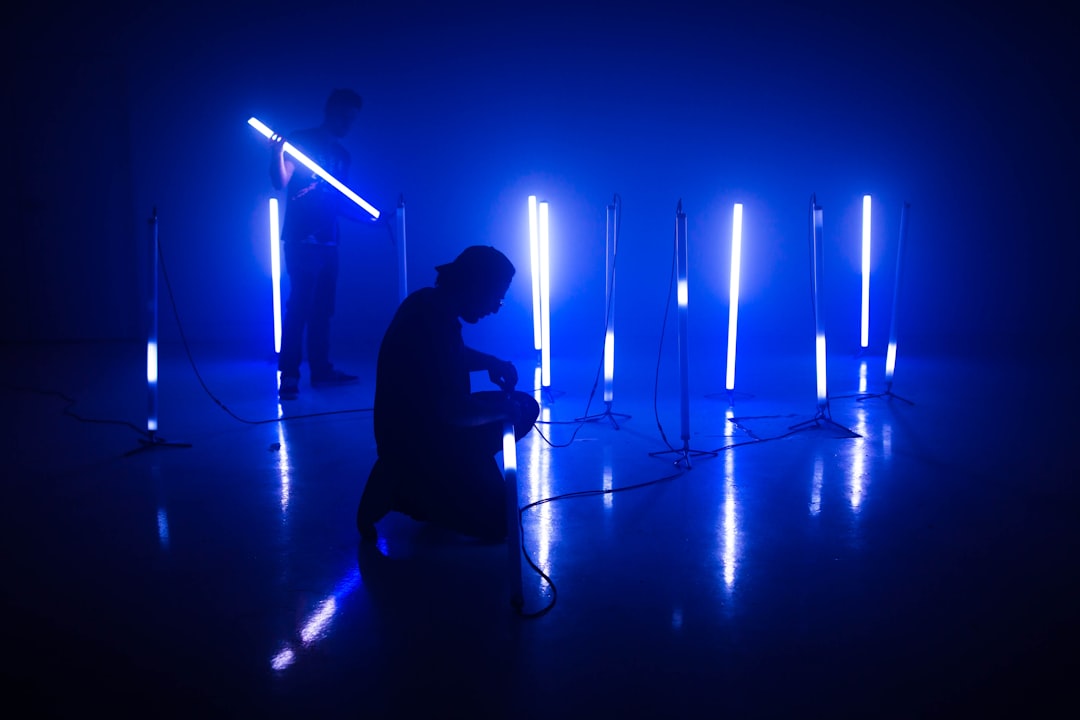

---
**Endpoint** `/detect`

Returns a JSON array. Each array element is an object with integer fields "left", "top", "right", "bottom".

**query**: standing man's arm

[{"left": 269, "top": 134, "right": 296, "bottom": 190}]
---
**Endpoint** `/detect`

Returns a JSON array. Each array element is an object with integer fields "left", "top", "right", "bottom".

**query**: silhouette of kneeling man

[{"left": 357, "top": 245, "right": 539, "bottom": 543}]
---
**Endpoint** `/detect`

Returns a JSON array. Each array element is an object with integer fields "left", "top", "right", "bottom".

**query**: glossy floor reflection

[{"left": 3, "top": 341, "right": 1077, "bottom": 717}]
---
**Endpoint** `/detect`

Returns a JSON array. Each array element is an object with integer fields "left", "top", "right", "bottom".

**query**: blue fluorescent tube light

[
  {"left": 248, "top": 117, "right": 380, "bottom": 219},
  {"left": 503, "top": 419, "right": 523, "bottom": 609},
  {"left": 528, "top": 196, "right": 541, "bottom": 351},
  {"left": 538, "top": 201, "right": 552, "bottom": 388},
  {"left": 885, "top": 202, "right": 910, "bottom": 387},
  {"left": 725, "top": 203, "right": 743, "bottom": 393},
  {"left": 861, "top": 194, "right": 871, "bottom": 349},
  {"left": 812, "top": 204, "right": 828, "bottom": 406},
  {"left": 603, "top": 201, "right": 617, "bottom": 404},
  {"left": 269, "top": 198, "right": 283, "bottom": 354}
]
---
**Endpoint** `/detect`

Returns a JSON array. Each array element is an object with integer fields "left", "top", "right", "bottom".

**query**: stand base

[
  {"left": 575, "top": 403, "right": 631, "bottom": 430},
  {"left": 125, "top": 433, "right": 193, "bottom": 457},
  {"left": 649, "top": 443, "right": 718, "bottom": 469},
  {"left": 855, "top": 389, "right": 914, "bottom": 405},
  {"left": 788, "top": 409, "right": 860, "bottom": 438}
]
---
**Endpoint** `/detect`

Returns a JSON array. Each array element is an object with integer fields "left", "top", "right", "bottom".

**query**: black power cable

[{"left": 156, "top": 228, "right": 372, "bottom": 426}]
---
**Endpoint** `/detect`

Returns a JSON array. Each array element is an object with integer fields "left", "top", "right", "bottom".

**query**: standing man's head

[
  {"left": 323, "top": 88, "right": 363, "bottom": 137},
  {"left": 435, "top": 246, "right": 515, "bottom": 324}
]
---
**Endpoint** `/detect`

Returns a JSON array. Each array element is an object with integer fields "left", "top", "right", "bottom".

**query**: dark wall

[{"left": 6, "top": 1, "right": 1077, "bottom": 366}]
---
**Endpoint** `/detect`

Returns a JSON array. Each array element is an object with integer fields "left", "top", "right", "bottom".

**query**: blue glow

[
  {"left": 602, "top": 445, "right": 613, "bottom": 510},
  {"left": 248, "top": 117, "right": 380, "bottom": 219},
  {"left": 859, "top": 358, "right": 868, "bottom": 394},
  {"left": 721, "top": 449, "right": 736, "bottom": 590},
  {"left": 850, "top": 406, "right": 867, "bottom": 509},
  {"left": 157, "top": 508, "right": 169, "bottom": 549},
  {"left": 277, "top": 422, "right": 291, "bottom": 514},
  {"left": 810, "top": 453, "right": 824, "bottom": 516},
  {"left": 528, "top": 196, "right": 541, "bottom": 351},
  {"left": 271, "top": 648, "right": 295, "bottom": 672},
  {"left": 269, "top": 198, "right": 282, "bottom": 355},
  {"left": 538, "top": 201, "right": 551, "bottom": 388},
  {"left": 396, "top": 203, "right": 408, "bottom": 303},
  {"left": 725, "top": 203, "right": 743, "bottom": 392},
  {"left": 861, "top": 195, "right": 871, "bottom": 348},
  {"left": 270, "top": 566, "right": 361, "bottom": 672},
  {"left": 672, "top": 607, "right": 684, "bottom": 630}
]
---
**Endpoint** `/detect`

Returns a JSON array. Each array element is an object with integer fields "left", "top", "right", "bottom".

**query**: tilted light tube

[{"left": 247, "top": 117, "right": 380, "bottom": 219}]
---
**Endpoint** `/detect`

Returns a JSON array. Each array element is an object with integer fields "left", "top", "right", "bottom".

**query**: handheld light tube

[{"left": 248, "top": 117, "right": 379, "bottom": 219}]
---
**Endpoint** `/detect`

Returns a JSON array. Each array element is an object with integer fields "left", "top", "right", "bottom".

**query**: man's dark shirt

[
  {"left": 374, "top": 287, "right": 473, "bottom": 458},
  {"left": 282, "top": 127, "right": 349, "bottom": 246}
]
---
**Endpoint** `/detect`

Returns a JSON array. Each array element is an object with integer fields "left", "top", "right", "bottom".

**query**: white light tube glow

[
  {"left": 147, "top": 340, "right": 158, "bottom": 385},
  {"left": 861, "top": 195, "right": 871, "bottom": 348},
  {"left": 815, "top": 332, "right": 828, "bottom": 404},
  {"left": 248, "top": 117, "right": 380, "bottom": 219},
  {"left": 528, "top": 196, "right": 541, "bottom": 351},
  {"left": 725, "top": 203, "right": 743, "bottom": 392},
  {"left": 539, "top": 201, "right": 552, "bottom": 388},
  {"left": 603, "top": 329, "right": 615, "bottom": 404},
  {"left": 269, "top": 198, "right": 283, "bottom": 354}
]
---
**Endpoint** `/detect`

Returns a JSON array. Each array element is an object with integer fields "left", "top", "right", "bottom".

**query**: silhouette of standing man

[
  {"left": 270, "top": 88, "right": 366, "bottom": 400},
  {"left": 357, "top": 246, "right": 540, "bottom": 543}
]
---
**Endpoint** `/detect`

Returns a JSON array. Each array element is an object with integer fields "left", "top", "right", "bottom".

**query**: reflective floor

[{"left": 3, "top": 340, "right": 1077, "bottom": 717}]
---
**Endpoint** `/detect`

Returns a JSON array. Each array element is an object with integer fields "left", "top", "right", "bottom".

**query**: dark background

[{"left": 5, "top": 0, "right": 1076, "bottom": 367}]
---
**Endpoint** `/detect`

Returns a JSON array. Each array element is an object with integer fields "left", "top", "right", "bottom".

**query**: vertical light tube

[
  {"left": 503, "top": 420, "right": 523, "bottom": 609},
  {"left": 725, "top": 203, "right": 743, "bottom": 393},
  {"left": 269, "top": 198, "right": 283, "bottom": 354},
  {"left": 528, "top": 196, "right": 541, "bottom": 352},
  {"left": 676, "top": 202, "right": 690, "bottom": 445},
  {"left": 603, "top": 201, "right": 617, "bottom": 404},
  {"left": 539, "top": 201, "right": 552, "bottom": 389},
  {"left": 146, "top": 209, "right": 159, "bottom": 434},
  {"left": 861, "top": 194, "right": 872, "bottom": 349},
  {"left": 396, "top": 196, "right": 408, "bottom": 304},
  {"left": 809, "top": 198, "right": 828, "bottom": 408},
  {"left": 885, "top": 203, "right": 910, "bottom": 389}
]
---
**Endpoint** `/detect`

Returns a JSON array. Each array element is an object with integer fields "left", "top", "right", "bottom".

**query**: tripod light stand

[
  {"left": 858, "top": 202, "right": 914, "bottom": 404},
  {"left": 126, "top": 208, "right": 192, "bottom": 456},
  {"left": 789, "top": 195, "right": 858, "bottom": 437},
  {"left": 577, "top": 194, "right": 631, "bottom": 428},
  {"left": 650, "top": 200, "right": 718, "bottom": 467}
]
